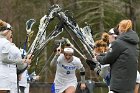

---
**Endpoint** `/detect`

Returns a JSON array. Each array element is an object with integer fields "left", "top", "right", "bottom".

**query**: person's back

[
  {"left": 96, "top": 19, "right": 139, "bottom": 93},
  {"left": 0, "top": 20, "right": 19, "bottom": 93},
  {"left": 110, "top": 30, "right": 139, "bottom": 92},
  {"left": 0, "top": 19, "right": 32, "bottom": 93}
]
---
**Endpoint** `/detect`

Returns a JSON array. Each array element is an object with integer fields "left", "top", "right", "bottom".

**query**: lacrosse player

[
  {"left": 0, "top": 19, "right": 32, "bottom": 93},
  {"left": 86, "top": 39, "right": 111, "bottom": 87},
  {"left": 50, "top": 44, "right": 86, "bottom": 93}
]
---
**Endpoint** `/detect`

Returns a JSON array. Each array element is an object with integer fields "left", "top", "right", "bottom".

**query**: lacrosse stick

[
  {"left": 38, "top": 38, "right": 65, "bottom": 76},
  {"left": 32, "top": 22, "right": 64, "bottom": 60},
  {"left": 63, "top": 25, "right": 85, "bottom": 55},
  {"left": 25, "top": 5, "right": 61, "bottom": 58},
  {"left": 56, "top": 11, "right": 94, "bottom": 59},
  {"left": 63, "top": 37, "right": 86, "bottom": 60},
  {"left": 38, "top": 51, "right": 55, "bottom": 76},
  {"left": 21, "top": 19, "right": 36, "bottom": 58},
  {"left": 81, "top": 25, "right": 94, "bottom": 48}
]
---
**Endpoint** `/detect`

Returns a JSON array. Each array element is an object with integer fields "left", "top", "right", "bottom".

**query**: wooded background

[{"left": 0, "top": 0, "right": 140, "bottom": 93}]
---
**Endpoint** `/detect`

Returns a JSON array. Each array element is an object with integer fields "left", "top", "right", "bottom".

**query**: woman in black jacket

[{"left": 96, "top": 19, "right": 139, "bottom": 93}]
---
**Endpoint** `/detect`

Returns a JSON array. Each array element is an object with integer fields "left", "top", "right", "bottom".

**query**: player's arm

[{"left": 79, "top": 66, "right": 86, "bottom": 83}]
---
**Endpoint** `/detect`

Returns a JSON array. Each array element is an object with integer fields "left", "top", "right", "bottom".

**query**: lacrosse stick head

[
  {"left": 26, "top": 19, "right": 36, "bottom": 34},
  {"left": 82, "top": 26, "right": 94, "bottom": 48},
  {"left": 53, "top": 39, "right": 63, "bottom": 52},
  {"left": 40, "top": 15, "right": 47, "bottom": 25},
  {"left": 48, "top": 4, "right": 62, "bottom": 19},
  {"left": 54, "top": 38, "right": 66, "bottom": 45}
]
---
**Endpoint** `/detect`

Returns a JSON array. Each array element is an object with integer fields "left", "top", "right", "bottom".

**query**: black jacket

[{"left": 97, "top": 30, "right": 139, "bottom": 93}]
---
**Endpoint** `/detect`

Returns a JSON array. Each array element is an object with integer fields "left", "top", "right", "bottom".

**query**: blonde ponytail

[{"left": 119, "top": 19, "right": 132, "bottom": 32}]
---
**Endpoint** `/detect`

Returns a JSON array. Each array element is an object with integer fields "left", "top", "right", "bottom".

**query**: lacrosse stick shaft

[
  {"left": 57, "top": 11, "right": 94, "bottom": 59},
  {"left": 32, "top": 22, "right": 64, "bottom": 61},
  {"left": 22, "top": 19, "right": 36, "bottom": 58},
  {"left": 64, "top": 25, "right": 85, "bottom": 54},
  {"left": 65, "top": 38, "right": 86, "bottom": 60},
  {"left": 26, "top": 5, "right": 61, "bottom": 59},
  {"left": 38, "top": 51, "right": 55, "bottom": 76}
]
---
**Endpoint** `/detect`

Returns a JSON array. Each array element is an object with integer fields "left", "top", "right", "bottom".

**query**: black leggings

[{"left": 19, "top": 86, "right": 25, "bottom": 93}]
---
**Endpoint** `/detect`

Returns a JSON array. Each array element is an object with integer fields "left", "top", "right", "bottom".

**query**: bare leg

[
  {"left": 65, "top": 86, "right": 76, "bottom": 93},
  {"left": 134, "top": 84, "right": 140, "bottom": 93}
]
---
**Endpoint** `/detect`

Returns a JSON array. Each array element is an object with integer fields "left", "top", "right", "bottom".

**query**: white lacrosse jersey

[
  {"left": 54, "top": 53, "right": 83, "bottom": 93},
  {"left": 19, "top": 49, "right": 28, "bottom": 88},
  {"left": 19, "top": 70, "right": 28, "bottom": 87},
  {"left": 0, "top": 37, "right": 21, "bottom": 93}
]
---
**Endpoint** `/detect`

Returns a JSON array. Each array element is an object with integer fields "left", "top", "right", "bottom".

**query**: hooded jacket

[{"left": 97, "top": 30, "right": 139, "bottom": 93}]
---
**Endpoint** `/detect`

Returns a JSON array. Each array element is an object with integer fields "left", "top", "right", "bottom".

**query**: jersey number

[{"left": 66, "top": 71, "right": 70, "bottom": 74}]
